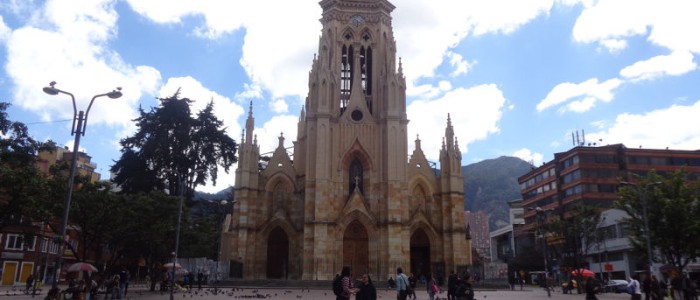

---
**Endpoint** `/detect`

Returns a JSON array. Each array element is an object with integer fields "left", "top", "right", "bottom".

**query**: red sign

[{"left": 604, "top": 263, "right": 613, "bottom": 272}]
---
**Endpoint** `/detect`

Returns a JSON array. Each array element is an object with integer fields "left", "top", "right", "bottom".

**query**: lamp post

[
  {"left": 42, "top": 81, "right": 122, "bottom": 289},
  {"left": 620, "top": 181, "right": 661, "bottom": 278},
  {"left": 528, "top": 206, "right": 552, "bottom": 297},
  {"left": 213, "top": 199, "right": 235, "bottom": 295},
  {"left": 170, "top": 174, "right": 185, "bottom": 300}
]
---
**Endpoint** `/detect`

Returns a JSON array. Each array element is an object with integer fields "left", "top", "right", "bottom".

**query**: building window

[
  {"left": 349, "top": 158, "right": 364, "bottom": 195},
  {"left": 5, "top": 234, "right": 23, "bottom": 250}
]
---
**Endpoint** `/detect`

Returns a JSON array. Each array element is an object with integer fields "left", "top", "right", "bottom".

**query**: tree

[
  {"left": 0, "top": 102, "right": 55, "bottom": 230},
  {"left": 557, "top": 205, "right": 601, "bottom": 293},
  {"left": 111, "top": 90, "right": 237, "bottom": 198},
  {"left": 616, "top": 169, "right": 700, "bottom": 274}
]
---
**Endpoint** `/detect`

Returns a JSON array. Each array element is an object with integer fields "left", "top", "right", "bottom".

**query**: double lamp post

[{"left": 42, "top": 81, "right": 122, "bottom": 288}]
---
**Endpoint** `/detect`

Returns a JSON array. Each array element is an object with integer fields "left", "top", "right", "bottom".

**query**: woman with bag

[{"left": 427, "top": 274, "right": 440, "bottom": 300}]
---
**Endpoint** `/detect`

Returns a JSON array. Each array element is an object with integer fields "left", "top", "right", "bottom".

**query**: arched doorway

[
  {"left": 343, "top": 220, "right": 369, "bottom": 275},
  {"left": 266, "top": 227, "right": 289, "bottom": 279},
  {"left": 410, "top": 228, "right": 431, "bottom": 279}
]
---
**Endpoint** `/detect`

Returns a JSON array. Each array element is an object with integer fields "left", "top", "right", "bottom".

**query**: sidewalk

[{"left": 0, "top": 284, "right": 634, "bottom": 300}]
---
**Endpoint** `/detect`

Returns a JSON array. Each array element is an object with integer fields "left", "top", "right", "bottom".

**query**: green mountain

[{"left": 462, "top": 156, "right": 533, "bottom": 230}]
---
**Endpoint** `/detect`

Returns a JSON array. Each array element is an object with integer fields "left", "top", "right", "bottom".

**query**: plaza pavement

[{"left": 0, "top": 284, "right": 634, "bottom": 300}]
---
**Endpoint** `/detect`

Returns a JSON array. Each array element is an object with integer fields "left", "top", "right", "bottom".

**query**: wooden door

[
  {"left": 343, "top": 220, "right": 368, "bottom": 276},
  {"left": 266, "top": 227, "right": 289, "bottom": 279},
  {"left": 1, "top": 262, "right": 18, "bottom": 286}
]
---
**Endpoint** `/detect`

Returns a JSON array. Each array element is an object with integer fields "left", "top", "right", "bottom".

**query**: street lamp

[
  {"left": 620, "top": 181, "right": 661, "bottom": 278},
  {"left": 42, "top": 81, "right": 122, "bottom": 289},
  {"left": 169, "top": 169, "right": 204, "bottom": 300},
  {"left": 528, "top": 206, "right": 552, "bottom": 297}
]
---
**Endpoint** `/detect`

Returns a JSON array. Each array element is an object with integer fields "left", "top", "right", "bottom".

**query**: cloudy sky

[{"left": 1, "top": 0, "right": 699, "bottom": 193}]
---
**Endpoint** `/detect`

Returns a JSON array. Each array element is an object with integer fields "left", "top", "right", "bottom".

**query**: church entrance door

[
  {"left": 343, "top": 220, "right": 369, "bottom": 275},
  {"left": 266, "top": 227, "right": 289, "bottom": 279},
  {"left": 410, "top": 228, "right": 431, "bottom": 279}
]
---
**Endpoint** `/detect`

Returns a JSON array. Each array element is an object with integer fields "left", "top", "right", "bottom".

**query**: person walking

[
  {"left": 585, "top": 276, "right": 599, "bottom": 300},
  {"left": 395, "top": 267, "right": 410, "bottom": 300},
  {"left": 427, "top": 274, "right": 440, "bottom": 300},
  {"left": 447, "top": 272, "right": 457, "bottom": 300},
  {"left": 25, "top": 274, "right": 35, "bottom": 294},
  {"left": 356, "top": 273, "right": 376, "bottom": 300},
  {"left": 629, "top": 274, "right": 643, "bottom": 300},
  {"left": 408, "top": 273, "right": 417, "bottom": 300}
]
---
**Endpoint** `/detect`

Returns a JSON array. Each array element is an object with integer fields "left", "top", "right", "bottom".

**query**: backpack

[{"left": 333, "top": 276, "right": 344, "bottom": 296}]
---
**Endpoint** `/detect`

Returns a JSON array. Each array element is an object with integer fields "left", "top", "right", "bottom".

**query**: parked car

[{"left": 603, "top": 279, "right": 629, "bottom": 293}]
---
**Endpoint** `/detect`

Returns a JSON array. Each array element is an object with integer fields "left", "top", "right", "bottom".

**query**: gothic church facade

[{"left": 220, "top": 0, "right": 471, "bottom": 281}]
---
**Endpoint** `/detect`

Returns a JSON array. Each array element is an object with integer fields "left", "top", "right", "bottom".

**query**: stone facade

[{"left": 220, "top": 0, "right": 471, "bottom": 281}]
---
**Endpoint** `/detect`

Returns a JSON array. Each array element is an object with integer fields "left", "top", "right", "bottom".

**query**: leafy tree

[
  {"left": 111, "top": 90, "right": 237, "bottom": 198},
  {"left": 616, "top": 169, "right": 700, "bottom": 273},
  {"left": 548, "top": 205, "right": 601, "bottom": 293},
  {"left": 68, "top": 180, "right": 124, "bottom": 262},
  {"left": 0, "top": 102, "right": 55, "bottom": 230}
]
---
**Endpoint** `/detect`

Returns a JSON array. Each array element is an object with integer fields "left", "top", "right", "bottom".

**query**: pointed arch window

[
  {"left": 340, "top": 45, "right": 354, "bottom": 113},
  {"left": 349, "top": 158, "right": 364, "bottom": 195},
  {"left": 360, "top": 46, "right": 373, "bottom": 112}
]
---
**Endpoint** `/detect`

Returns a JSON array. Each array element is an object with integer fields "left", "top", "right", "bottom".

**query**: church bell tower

[{"left": 221, "top": 0, "right": 471, "bottom": 281}]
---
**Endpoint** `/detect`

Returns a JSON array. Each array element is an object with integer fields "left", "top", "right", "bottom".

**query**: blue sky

[{"left": 1, "top": 0, "right": 699, "bottom": 193}]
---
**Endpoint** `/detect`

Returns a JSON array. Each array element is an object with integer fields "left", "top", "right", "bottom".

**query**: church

[{"left": 220, "top": 0, "right": 471, "bottom": 281}]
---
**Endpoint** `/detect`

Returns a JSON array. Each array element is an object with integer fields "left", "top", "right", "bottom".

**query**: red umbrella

[
  {"left": 67, "top": 262, "right": 98, "bottom": 273},
  {"left": 571, "top": 268, "right": 595, "bottom": 277}
]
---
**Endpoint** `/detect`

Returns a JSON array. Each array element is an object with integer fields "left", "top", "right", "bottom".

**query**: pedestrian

[
  {"left": 107, "top": 274, "right": 120, "bottom": 300},
  {"left": 356, "top": 273, "right": 376, "bottom": 300},
  {"left": 336, "top": 266, "right": 358, "bottom": 300},
  {"left": 427, "top": 274, "right": 440, "bottom": 300},
  {"left": 629, "top": 274, "right": 643, "bottom": 300},
  {"left": 585, "top": 276, "right": 599, "bottom": 300},
  {"left": 650, "top": 275, "right": 661, "bottom": 300},
  {"left": 454, "top": 274, "right": 475, "bottom": 300},
  {"left": 25, "top": 274, "right": 35, "bottom": 294},
  {"left": 448, "top": 272, "right": 457, "bottom": 300},
  {"left": 644, "top": 274, "right": 652, "bottom": 300},
  {"left": 408, "top": 273, "right": 417, "bottom": 300},
  {"left": 395, "top": 267, "right": 410, "bottom": 300},
  {"left": 118, "top": 267, "right": 128, "bottom": 298},
  {"left": 44, "top": 287, "right": 60, "bottom": 300}
]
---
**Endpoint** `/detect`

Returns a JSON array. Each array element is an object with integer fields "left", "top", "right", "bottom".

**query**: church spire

[
  {"left": 445, "top": 113, "right": 455, "bottom": 153},
  {"left": 245, "top": 101, "right": 255, "bottom": 145}
]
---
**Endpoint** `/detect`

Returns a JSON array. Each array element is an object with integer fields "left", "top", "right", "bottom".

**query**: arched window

[
  {"left": 272, "top": 182, "right": 287, "bottom": 213},
  {"left": 340, "top": 45, "right": 354, "bottom": 113},
  {"left": 349, "top": 158, "right": 363, "bottom": 195}
]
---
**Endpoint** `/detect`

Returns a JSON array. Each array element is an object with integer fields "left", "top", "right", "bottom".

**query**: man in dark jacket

[{"left": 447, "top": 273, "right": 457, "bottom": 300}]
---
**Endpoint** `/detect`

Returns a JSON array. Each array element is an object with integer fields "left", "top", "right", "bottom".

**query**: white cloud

[
  {"left": 5, "top": 0, "right": 159, "bottom": 139},
  {"left": 512, "top": 148, "right": 543, "bottom": 166},
  {"left": 408, "top": 81, "right": 452, "bottom": 99},
  {"left": 271, "top": 98, "right": 288, "bottom": 114},
  {"left": 587, "top": 99, "right": 700, "bottom": 150},
  {"left": 407, "top": 84, "right": 506, "bottom": 161},
  {"left": 446, "top": 51, "right": 475, "bottom": 77},
  {"left": 600, "top": 39, "right": 627, "bottom": 53},
  {"left": 572, "top": 0, "right": 700, "bottom": 53},
  {"left": 537, "top": 78, "right": 622, "bottom": 112},
  {"left": 620, "top": 51, "right": 697, "bottom": 82},
  {"left": 0, "top": 16, "right": 10, "bottom": 42},
  {"left": 394, "top": 0, "right": 553, "bottom": 84}
]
